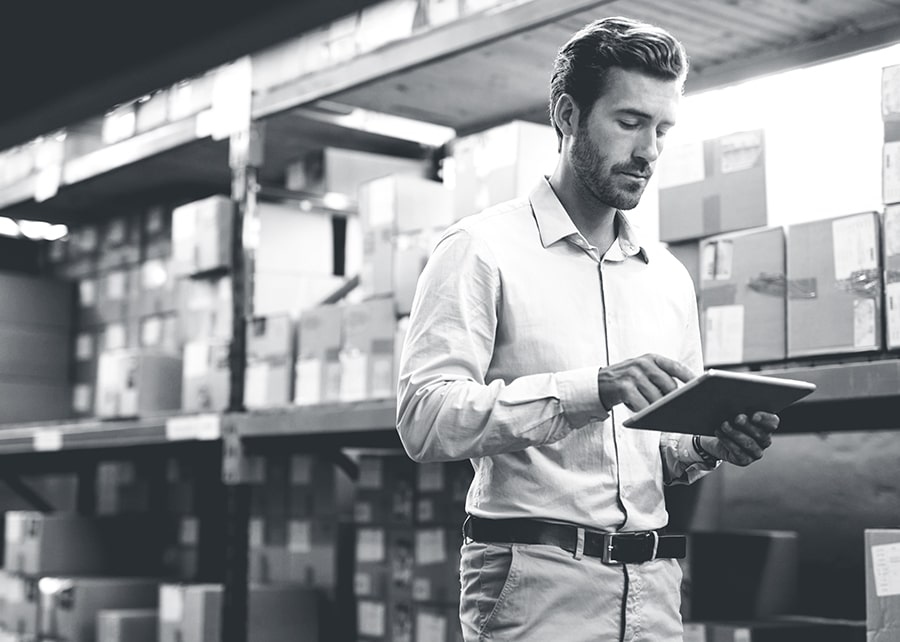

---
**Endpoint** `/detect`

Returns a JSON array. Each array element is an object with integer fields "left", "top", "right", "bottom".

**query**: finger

[
  {"left": 734, "top": 415, "right": 774, "bottom": 449},
  {"left": 650, "top": 354, "right": 695, "bottom": 384},
  {"left": 720, "top": 417, "right": 764, "bottom": 460},
  {"left": 715, "top": 428, "right": 755, "bottom": 466},
  {"left": 750, "top": 412, "right": 780, "bottom": 433}
]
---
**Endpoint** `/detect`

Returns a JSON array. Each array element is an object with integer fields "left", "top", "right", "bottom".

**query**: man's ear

[{"left": 552, "top": 93, "right": 580, "bottom": 138}]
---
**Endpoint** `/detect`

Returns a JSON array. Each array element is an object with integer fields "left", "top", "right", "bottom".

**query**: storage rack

[{"left": 1, "top": 1, "right": 900, "bottom": 641}]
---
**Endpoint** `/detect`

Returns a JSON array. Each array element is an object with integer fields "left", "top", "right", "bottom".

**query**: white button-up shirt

[{"left": 397, "top": 178, "right": 714, "bottom": 532}]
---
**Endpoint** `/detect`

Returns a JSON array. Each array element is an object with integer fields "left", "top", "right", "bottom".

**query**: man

[{"left": 396, "top": 16, "right": 778, "bottom": 642}]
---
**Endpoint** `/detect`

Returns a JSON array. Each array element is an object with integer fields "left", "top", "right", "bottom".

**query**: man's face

[{"left": 568, "top": 67, "right": 682, "bottom": 210}]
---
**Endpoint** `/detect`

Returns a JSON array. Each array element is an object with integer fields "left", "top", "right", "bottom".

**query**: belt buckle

[
  {"left": 602, "top": 531, "right": 660, "bottom": 564},
  {"left": 601, "top": 533, "right": 619, "bottom": 564}
]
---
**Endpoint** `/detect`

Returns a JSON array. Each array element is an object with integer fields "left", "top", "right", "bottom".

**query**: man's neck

[{"left": 548, "top": 169, "right": 618, "bottom": 255}]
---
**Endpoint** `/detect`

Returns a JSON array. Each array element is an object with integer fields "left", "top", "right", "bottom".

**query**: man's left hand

[{"left": 699, "top": 412, "right": 780, "bottom": 466}]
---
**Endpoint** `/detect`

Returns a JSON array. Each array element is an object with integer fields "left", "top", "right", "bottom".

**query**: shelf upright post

[{"left": 221, "top": 117, "right": 265, "bottom": 642}]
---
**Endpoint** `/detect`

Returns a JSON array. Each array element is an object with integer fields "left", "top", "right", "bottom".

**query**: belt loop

[
  {"left": 574, "top": 527, "right": 585, "bottom": 560},
  {"left": 649, "top": 530, "right": 659, "bottom": 561}
]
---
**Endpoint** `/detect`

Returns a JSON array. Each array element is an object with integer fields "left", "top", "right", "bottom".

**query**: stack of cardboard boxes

[
  {"left": 658, "top": 124, "right": 895, "bottom": 364},
  {"left": 883, "top": 64, "right": 900, "bottom": 352},
  {"left": 352, "top": 455, "right": 472, "bottom": 642},
  {"left": 246, "top": 453, "right": 355, "bottom": 639},
  {"left": 0, "top": 272, "right": 73, "bottom": 424},
  {"left": 0, "top": 512, "right": 164, "bottom": 641}
]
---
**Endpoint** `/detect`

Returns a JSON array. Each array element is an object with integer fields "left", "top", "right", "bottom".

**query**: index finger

[{"left": 650, "top": 354, "right": 695, "bottom": 384}]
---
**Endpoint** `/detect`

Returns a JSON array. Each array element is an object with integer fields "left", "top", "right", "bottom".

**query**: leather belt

[{"left": 464, "top": 515, "right": 686, "bottom": 564}]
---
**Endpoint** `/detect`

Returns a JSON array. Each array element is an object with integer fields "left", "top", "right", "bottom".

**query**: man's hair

[{"left": 549, "top": 16, "right": 689, "bottom": 145}]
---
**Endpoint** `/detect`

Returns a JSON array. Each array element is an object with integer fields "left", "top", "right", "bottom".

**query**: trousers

[{"left": 458, "top": 540, "right": 684, "bottom": 642}]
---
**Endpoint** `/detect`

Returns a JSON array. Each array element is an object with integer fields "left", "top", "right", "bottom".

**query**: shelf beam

[{"left": 252, "top": 0, "right": 616, "bottom": 119}]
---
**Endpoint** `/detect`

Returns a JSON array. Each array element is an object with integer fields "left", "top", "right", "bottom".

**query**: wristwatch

[{"left": 692, "top": 434, "right": 720, "bottom": 466}]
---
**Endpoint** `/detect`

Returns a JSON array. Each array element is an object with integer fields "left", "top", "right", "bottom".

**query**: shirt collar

[{"left": 528, "top": 178, "right": 650, "bottom": 263}]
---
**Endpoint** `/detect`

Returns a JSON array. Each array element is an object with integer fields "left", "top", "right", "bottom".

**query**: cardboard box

[
  {"left": 866, "top": 528, "right": 900, "bottom": 642},
  {"left": 95, "top": 350, "right": 182, "bottom": 418},
  {"left": 415, "top": 461, "right": 472, "bottom": 526},
  {"left": 98, "top": 217, "right": 141, "bottom": 270},
  {"left": 658, "top": 130, "right": 767, "bottom": 242},
  {"left": 171, "top": 196, "right": 233, "bottom": 277},
  {"left": 0, "top": 324, "right": 70, "bottom": 380},
  {"left": 354, "top": 527, "right": 416, "bottom": 601},
  {"left": 38, "top": 577, "right": 158, "bottom": 642},
  {"left": 4, "top": 513, "right": 163, "bottom": 577},
  {"left": 322, "top": 147, "right": 427, "bottom": 198},
  {"left": 288, "top": 454, "right": 355, "bottom": 520},
  {"left": 102, "top": 104, "right": 137, "bottom": 144},
  {"left": 885, "top": 142, "right": 900, "bottom": 205},
  {"left": 96, "top": 608, "right": 157, "bottom": 642},
  {"left": 294, "top": 304, "right": 343, "bottom": 405},
  {"left": 256, "top": 201, "right": 335, "bottom": 275},
  {"left": 412, "top": 526, "right": 462, "bottom": 604},
  {"left": 0, "top": 571, "right": 39, "bottom": 634},
  {"left": 787, "top": 211, "right": 882, "bottom": 357},
  {"left": 135, "top": 89, "right": 170, "bottom": 133},
  {"left": 451, "top": 120, "right": 557, "bottom": 221},
  {"left": 359, "top": 174, "right": 453, "bottom": 235},
  {"left": 96, "top": 269, "right": 131, "bottom": 323},
  {"left": 0, "top": 272, "right": 74, "bottom": 329},
  {"left": 245, "top": 358, "right": 293, "bottom": 409},
  {"left": 883, "top": 64, "right": 900, "bottom": 121},
  {"left": 247, "top": 315, "right": 294, "bottom": 361},
  {"left": 138, "top": 313, "right": 179, "bottom": 354},
  {"left": 357, "top": 598, "right": 414, "bottom": 642},
  {"left": 182, "top": 340, "right": 230, "bottom": 412},
  {"left": 354, "top": 455, "right": 416, "bottom": 526},
  {"left": 176, "top": 277, "right": 233, "bottom": 344},
  {"left": 340, "top": 299, "right": 397, "bottom": 402},
  {"left": 699, "top": 227, "right": 786, "bottom": 365},
  {"left": 168, "top": 73, "right": 215, "bottom": 122},
  {"left": 685, "top": 530, "right": 798, "bottom": 621},
  {"left": 158, "top": 584, "right": 319, "bottom": 642},
  {"left": 885, "top": 205, "right": 900, "bottom": 350},
  {"left": 413, "top": 605, "right": 464, "bottom": 642},
  {"left": 136, "top": 259, "right": 177, "bottom": 316}
]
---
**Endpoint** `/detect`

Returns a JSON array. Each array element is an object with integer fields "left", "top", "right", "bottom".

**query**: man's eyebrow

[{"left": 615, "top": 108, "right": 675, "bottom": 128}]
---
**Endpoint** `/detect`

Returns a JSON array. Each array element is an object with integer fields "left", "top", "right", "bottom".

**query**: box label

[
  {"left": 886, "top": 142, "right": 900, "bottom": 205},
  {"left": 33, "top": 429, "right": 63, "bottom": 452},
  {"left": 159, "top": 586, "right": 184, "bottom": 623},
  {"left": 853, "top": 298, "right": 877, "bottom": 348},
  {"left": 416, "top": 611, "right": 446, "bottom": 642},
  {"left": 720, "top": 130, "right": 763, "bottom": 174},
  {"left": 413, "top": 577, "right": 433, "bottom": 601},
  {"left": 872, "top": 541, "right": 900, "bottom": 597},
  {"left": 166, "top": 414, "right": 221, "bottom": 441},
  {"left": 73, "top": 384, "right": 93, "bottom": 413},
  {"left": 657, "top": 140, "right": 705, "bottom": 189},
  {"left": 415, "top": 529, "right": 447, "bottom": 565},
  {"left": 180, "top": 517, "right": 199, "bottom": 545},
  {"left": 141, "top": 317, "right": 163, "bottom": 347},
  {"left": 75, "top": 333, "right": 95, "bottom": 361},
  {"left": 248, "top": 518, "right": 265, "bottom": 548},
  {"left": 417, "top": 499, "right": 435, "bottom": 523},
  {"left": 713, "top": 240, "right": 733, "bottom": 280},
  {"left": 354, "top": 501, "right": 374, "bottom": 523},
  {"left": 288, "top": 520, "right": 312, "bottom": 553},
  {"left": 356, "top": 528, "right": 386, "bottom": 563},
  {"left": 79, "top": 280, "right": 97, "bottom": 307},
  {"left": 357, "top": 601, "right": 386, "bottom": 637},
  {"left": 5, "top": 513, "right": 24, "bottom": 543},
  {"left": 703, "top": 304, "right": 744, "bottom": 365},
  {"left": 832, "top": 215, "right": 877, "bottom": 280},
  {"left": 884, "top": 65, "right": 900, "bottom": 117},
  {"left": 354, "top": 571, "right": 374, "bottom": 596},
  {"left": 700, "top": 242, "right": 717, "bottom": 282}
]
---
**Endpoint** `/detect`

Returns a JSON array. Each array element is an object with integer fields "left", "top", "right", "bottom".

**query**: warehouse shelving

[{"left": 1, "top": 1, "right": 899, "bottom": 640}]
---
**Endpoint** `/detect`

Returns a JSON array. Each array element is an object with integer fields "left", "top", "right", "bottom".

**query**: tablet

[{"left": 621, "top": 369, "right": 816, "bottom": 435}]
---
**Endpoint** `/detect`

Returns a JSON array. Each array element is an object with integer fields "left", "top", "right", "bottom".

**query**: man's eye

[{"left": 619, "top": 121, "right": 640, "bottom": 130}]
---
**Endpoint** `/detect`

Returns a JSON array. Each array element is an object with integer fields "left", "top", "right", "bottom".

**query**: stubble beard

[{"left": 570, "top": 131, "right": 647, "bottom": 211}]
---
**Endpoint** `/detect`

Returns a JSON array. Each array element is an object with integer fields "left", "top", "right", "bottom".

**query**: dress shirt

[{"left": 397, "top": 177, "right": 715, "bottom": 532}]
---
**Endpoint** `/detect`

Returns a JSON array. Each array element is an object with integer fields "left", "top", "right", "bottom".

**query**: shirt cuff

[{"left": 556, "top": 366, "right": 609, "bottom": 429}]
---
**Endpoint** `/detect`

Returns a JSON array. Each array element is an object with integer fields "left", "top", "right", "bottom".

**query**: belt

[{"left": 464, "top": 516, "right": 686, "bottom": 564}]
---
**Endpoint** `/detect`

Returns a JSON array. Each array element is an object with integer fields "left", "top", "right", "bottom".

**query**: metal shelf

[{"left": 0, "top": 412, "right": 222, "bottom": 456}]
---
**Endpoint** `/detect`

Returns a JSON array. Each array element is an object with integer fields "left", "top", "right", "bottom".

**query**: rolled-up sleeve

[{"left": 396, "top": 229, "right": 607, "bottom": 463}]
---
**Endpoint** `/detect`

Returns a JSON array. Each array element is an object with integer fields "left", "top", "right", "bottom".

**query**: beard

[{"left": 570, "top": 129, "right": 650, "bottom": 211}]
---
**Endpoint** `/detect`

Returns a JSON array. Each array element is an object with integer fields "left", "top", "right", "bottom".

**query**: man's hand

[
  {"left": 698, "top": 412, "right": 780, "bottom": 466},
  {"left": 597, "top": 354, "right": 695, "bottom": 412}
]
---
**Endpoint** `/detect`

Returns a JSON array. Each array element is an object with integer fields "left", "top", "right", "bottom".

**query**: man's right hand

[{"left": 597, "top": 354, "right": 695, "bottom": 412}]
